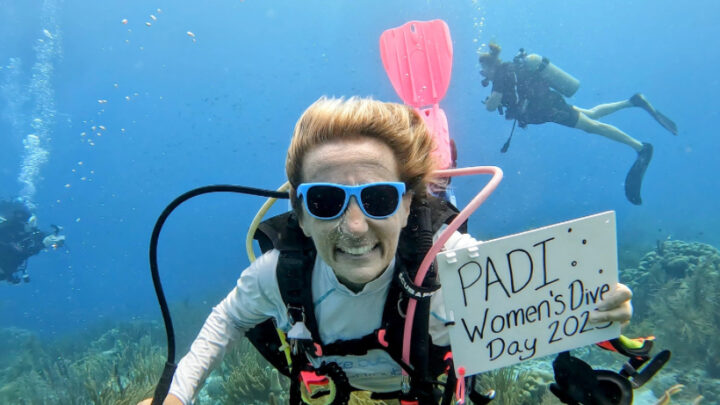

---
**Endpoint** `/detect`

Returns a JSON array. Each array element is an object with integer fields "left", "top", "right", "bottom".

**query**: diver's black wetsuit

[
  {"left": 492, "top": 62, "right": 579, "bottom": 128},
  {"left": 0, "top": 201, "right": 47, "bottom": 284},
  {"left": 0, "top": 229, "right": 48, "bottom": 284},
  {"left": 0, "top": 242, "right": 26, "bottom": 283}
]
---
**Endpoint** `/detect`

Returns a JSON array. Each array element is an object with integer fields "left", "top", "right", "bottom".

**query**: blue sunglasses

[{"left": 296, "top": 182, "right": 406, "bottom": 220}]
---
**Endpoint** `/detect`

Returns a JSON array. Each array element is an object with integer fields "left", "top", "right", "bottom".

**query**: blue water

[{"left": 1, "top": 0, "right": 718, "bottom": 342}]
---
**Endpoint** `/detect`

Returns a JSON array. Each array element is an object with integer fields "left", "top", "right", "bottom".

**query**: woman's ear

[
  {"left": 295, "top": 210, "right": 312, "bottom": 237},
  {"left": 399, "top": 192, "right": 413, "bottom": 228},
  {"left": 290, "top": 188, "right": 312, "bottom": 237}
]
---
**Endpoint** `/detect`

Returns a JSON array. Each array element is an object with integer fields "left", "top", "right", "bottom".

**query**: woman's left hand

[{"left": 588, "top": 283, "right": 633, "bottom": 325}]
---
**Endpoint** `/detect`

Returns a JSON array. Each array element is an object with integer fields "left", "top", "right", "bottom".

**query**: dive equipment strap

[
  {"left": 400, "top": 200, "right": 445, "bottom": 405},
  {"left": 297, "top": 362, "right": 351, "bottom": 405},
  {"left": 276, "top": 213, "right": 320, "bottom": 343}
]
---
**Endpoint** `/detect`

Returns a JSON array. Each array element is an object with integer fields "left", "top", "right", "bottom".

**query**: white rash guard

[{"left": 169, "top": 228, "right": 478, "bottom": 404}]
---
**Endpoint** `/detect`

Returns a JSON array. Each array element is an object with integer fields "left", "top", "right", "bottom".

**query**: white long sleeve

[
  {"left": 168, "top": 229, "right": 479, "bottom": 403},
  {"left": 168, "top": 250, "right": 285, "bottom": 404}
]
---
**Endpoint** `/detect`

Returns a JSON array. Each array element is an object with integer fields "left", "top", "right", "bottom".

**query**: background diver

[
  {"left": 478, "top": 43, "right": 677, "bottom": 205},
  {"left": 0, "top": 199, "right": 65, "bottom": 284}
]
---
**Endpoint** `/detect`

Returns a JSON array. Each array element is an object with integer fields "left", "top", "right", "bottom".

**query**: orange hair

[{"left": 286, "top": 97, "right": 437, "bottom": 210}]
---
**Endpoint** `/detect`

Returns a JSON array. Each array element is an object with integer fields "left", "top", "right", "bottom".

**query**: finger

[
  {"left": 595, "top": 283, "right": 632, "bottom": 311},
  {"left": 588, "top": 301, "right": 633, "bottom": 324}
]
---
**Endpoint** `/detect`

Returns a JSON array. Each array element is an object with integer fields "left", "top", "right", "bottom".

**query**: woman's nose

[{"left": 340, "top": 197, "right": 369, "bottom": 234}]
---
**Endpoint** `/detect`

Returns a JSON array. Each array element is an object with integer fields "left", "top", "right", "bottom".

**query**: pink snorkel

[{"left": 381, "top": 20, "right": 504, "bottom": 385}]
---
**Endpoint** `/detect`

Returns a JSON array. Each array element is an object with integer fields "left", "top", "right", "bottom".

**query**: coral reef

[
  {"left": 3, "top": 239, "right": 719, "bottom": 404},
  {"left": 347, "top": 390, "right": 394, "bottom": 405},
  {"left": 620, "top": 240, "right": 720, "bottom": 403},
  {"left": 473, "top": 364, "right": 553, "bottom": 405},
  {"left": 653, "top": 384, "right": 684, "bottom": 405},
  {"left": 0, "top": 320, "right": 165, "bottom": 404},
  {"left": 207, "top": 337, "right": 290, "bottom": 404},
  {"left": 622, "top": 240, "right": 719, "bottom": 318}
]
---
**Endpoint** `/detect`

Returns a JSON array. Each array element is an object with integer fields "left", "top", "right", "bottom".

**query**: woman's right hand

[{"left": 137, "top": 394, "right": 184, "bottom": 405}]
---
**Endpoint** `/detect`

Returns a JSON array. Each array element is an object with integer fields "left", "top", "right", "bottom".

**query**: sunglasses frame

[{"left": 296, "top": 182, "right": 406, "bottom": 220}]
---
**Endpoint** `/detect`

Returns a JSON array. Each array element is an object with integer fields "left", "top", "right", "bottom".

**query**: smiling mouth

[{"left": 337, "top": 243, "right": 378, "bottom": 256}]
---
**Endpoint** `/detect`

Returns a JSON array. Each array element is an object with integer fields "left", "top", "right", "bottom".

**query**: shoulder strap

[
  {"left": 394, "top": 196, "right": 464, "bottom": 403},
  {"left": 247, "top": 212, "right": 319, "bottom": 377},
  {"left": 397, "top": 195, "right": 465, "bottom": 285},
  {"left": 254, "top": 211, "right": 294, "bottom": 254},
  {"left": 260, "top": 212, "right": 321, "bottom": 341}
]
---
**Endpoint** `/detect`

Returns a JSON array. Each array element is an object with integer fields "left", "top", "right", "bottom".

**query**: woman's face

[{"left": 297, "top": 137, "right": 412, "bottom": 292}]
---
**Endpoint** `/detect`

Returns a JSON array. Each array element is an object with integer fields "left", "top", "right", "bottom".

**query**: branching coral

[
  {"left": 622, "top": 241, "right": 713, "bottom": 317},
  {"left": 213, "top": 337, "right": 290, "bottom": 404},
  {"left": 79, "top": 333, "right": 164, "bottom": 404},
  {"left": 648, "top": 254, "right": 720, "bottom": 377},
  {"left": 0, "top": 320, "right": 165, "bottom": 405},
  {"left": 620, "top": 240, "right": 720, "bottom": 402},
  {"left": 348, "top": 390, "right": 394, "bottom": 405},
  {"left": 473, "top": 365, "right": 553, "bottom": 405}
]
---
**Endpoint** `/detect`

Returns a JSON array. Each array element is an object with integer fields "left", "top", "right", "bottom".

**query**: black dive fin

[
  {"left": 624, "top": 143, "right": 653, "bottom": 205},
  {"left": 629, "top": 349, "right": 671, "bottom": 388},
  {"left": 630, "top": 93, "right": 678, "bottom": 135},
  {"left": 651, "top": 110, "right": 678, "bottom": 135},
  {"left": 500, "top": 120, "right": 517, "bottom": 153}
]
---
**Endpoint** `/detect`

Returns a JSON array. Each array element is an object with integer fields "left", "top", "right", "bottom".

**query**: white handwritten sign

[{"left": 438, "top": 211, "right": 620, "bottom": 376}]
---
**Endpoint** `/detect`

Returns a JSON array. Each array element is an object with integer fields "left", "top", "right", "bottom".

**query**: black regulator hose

[{"left": 150, "top": 185, "right": 289, "bottom": 405}]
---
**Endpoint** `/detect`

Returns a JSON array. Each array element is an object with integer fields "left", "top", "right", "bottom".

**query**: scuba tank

[{"left": 514, "top": 49, "right": 580, "bottom": 97}]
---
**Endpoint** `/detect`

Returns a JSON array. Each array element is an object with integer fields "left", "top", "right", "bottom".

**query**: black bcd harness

[{"left": 247, "top": 196, "right": 478, "bottom": 405}]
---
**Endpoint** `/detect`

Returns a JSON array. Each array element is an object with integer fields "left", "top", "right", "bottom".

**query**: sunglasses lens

[
  {"left": 306, "top": 185, "right": 346, "bottom": 218},
  {"left": 361, "top": 184, "right": 400, "bottom": 218}
]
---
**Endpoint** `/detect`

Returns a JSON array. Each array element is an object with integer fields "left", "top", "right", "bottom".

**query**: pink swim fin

[
  {"left": 417, "top": 104, "right": 452, "bottom": 170},
  {"left": 380, "top": 20, "right": 454, "bottom": 169},
  {"left": 379, "top": 19, "right": 453, "bottom": 108}
]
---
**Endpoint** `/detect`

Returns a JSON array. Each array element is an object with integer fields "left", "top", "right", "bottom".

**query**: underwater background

[{"left": 1, "top": 0, "right": 718, "bottom": 403}]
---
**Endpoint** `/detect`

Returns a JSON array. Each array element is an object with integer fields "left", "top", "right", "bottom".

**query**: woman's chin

[{"left": 330, "top": 245, "right": 392, "bottom": 288}]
